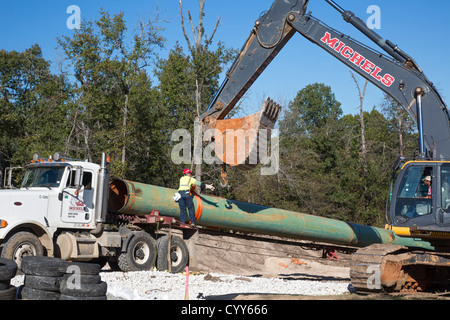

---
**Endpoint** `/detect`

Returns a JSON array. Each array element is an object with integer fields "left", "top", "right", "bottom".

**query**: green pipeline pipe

[{"left": 108, "top": 179, "right": 435, "bottom": 250}]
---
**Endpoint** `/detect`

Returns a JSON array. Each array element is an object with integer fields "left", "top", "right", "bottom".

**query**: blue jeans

[{"left": 178, "top": 190, "right": 195, "bottom": 224}]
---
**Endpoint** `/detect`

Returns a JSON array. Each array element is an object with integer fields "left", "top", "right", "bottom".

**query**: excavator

[{"left": 199, "top": 0, "right": 450, "bottom": 293}]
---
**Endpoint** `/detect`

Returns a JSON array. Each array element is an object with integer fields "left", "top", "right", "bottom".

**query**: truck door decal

[{"left": 61, "top": 170, "right": 94, "bottom": 224}]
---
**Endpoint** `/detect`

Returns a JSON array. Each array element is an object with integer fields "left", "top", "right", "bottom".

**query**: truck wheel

[
  {"left": 0, "top": 285, "right": 16, "bottom": 300},
  {"left": 20, "top": 256, "right": 68, "bottom": 277},
  {"left": 1, "top": 232, "right": 44, "bottom": 270},
  {"left": 62, "top": 273, "right": 101, "bottom": 284},
  {"left": 0, "top": 258, "right": 17, "bottom": 281},
  {"left": 60, "top": 280, "right": 107, "bottom": 297},
  {"left": 20, "top": 286, "right": 60, "bottom": 300},
  {"left": 60, "top": 294, "right": 107, "bottom": 300},
  {"left": 65, "top": 262, "right": 101, "bottom": 275},
  {"left": 117, "top": 232, "right": 157, "bottom": 271},
  {"left": 24, "top": 275, "right": 62, "bottom": 292},
  {"left": 156, "top": 235, "right": 189, "bottom": 273}
]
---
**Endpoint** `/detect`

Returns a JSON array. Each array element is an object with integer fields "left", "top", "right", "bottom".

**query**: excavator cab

[{"left": 387, "top": 159, "right": 450, "bottom": 239}]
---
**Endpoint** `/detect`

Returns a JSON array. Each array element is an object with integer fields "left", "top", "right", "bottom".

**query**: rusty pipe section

[{"left": 108, "top": 179, "right": 434, "bottom": 250}]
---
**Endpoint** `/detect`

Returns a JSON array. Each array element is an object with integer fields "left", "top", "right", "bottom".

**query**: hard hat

[
  {"left": 183, "top": 169, "right": 192, "bottom": 175},
  {"left": 423, "top": 176, "right": 431, "bottom": 182}
]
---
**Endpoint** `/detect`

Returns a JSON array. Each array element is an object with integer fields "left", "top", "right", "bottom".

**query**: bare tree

[
  {"left": 179, "top": 0, "right": 220, "bottom": 183},
  {"left": 350, "top": 71, "right": 369, "bottom": 166},
  {"left": 350, "top": 71, "right": 372, "bottom": 212}
]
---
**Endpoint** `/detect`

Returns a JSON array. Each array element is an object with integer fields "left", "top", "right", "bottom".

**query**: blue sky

[{"left": 0, "top": 0, "right": 449, "bottom": 117}]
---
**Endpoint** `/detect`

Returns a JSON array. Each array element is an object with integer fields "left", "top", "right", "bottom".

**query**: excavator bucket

[{"left": 208, "top": 98, "right": 281, "bottom": 170}]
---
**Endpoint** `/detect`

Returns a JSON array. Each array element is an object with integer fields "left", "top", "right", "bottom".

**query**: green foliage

[
  {"left": 57, "top": 10, "right": 165, "bottom": 179},
  {"left": 0, "top": 45, "right": 71, "bottom": 170},
  {"left": 226, "top": 83, "right": 418, "bottom": 227},
  {"left": 282, "top": 83, "right": 342, "bottom": 135}
]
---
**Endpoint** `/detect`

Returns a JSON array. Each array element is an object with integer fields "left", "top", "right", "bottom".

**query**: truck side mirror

[
  {"left": 74, "top": 167, "right": 83, "bottom": 190},
  {"left": 4, "top": 167, "right": 23, "bottom": 189}
]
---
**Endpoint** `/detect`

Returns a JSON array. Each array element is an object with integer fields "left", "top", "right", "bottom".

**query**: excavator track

[
  {"left": 351, "top": 244, "right": 450, "bottom": 294},
  {"left": 350, "top": 244, "right": 406, "bottom": 294}
]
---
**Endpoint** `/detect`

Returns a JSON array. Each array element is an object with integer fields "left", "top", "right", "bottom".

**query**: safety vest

[{"left": 178, "top": 176, "right": 197, "bottom": 191}]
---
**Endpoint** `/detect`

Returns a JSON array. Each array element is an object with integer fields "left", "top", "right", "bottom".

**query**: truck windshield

[{"left": 21, "top": 167, "right": 65, "bottom": 188}]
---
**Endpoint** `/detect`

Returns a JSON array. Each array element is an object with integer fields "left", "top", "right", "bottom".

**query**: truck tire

[
  {"left": 21, "top": 256, "right": 68, "bottom": 277},
  {"left": 60, "top": 294, "right": 107, "bottom": 300},
  {"left": 24, "top": 275, "right": 62, "bottom": 292},
  {"left": 117, "top": 232, "right": 157, "bottom": 271},
  {"left": 62, "top": 273, "right": 101, "bottom": 284},
  {"left": 0, "top": 285, "right": 16, "bottom": 300},
  {"left": 65, "top": 262, "right": 101, "bottom": 275},
  {"left": 156, "top": 235, "right": 189, "bottom": 274},
  {"left": 20, "top": 286, "right": 60, "bottom": 300},
  {"left": 1, "top": 232, "right": 44, "bottom": 270},
  {"left": 60, "top": 280, "right": 107, "bottom": 297},
  {"left": 0, "top": 280, "right": 10, "bottom": 290},
  {"left": 0, "top": 257, "right": 17, "bottom": 280}
]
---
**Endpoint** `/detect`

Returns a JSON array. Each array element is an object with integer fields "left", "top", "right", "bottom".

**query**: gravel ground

[
  {"left": 100, "top": 270, "right": 350, "bottom": 300},
  {"left": 11, "top": 270, "right": 351, "bottom": 300}
]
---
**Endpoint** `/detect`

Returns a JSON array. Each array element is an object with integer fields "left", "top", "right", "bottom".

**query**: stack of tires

[
  {"left": 0, "top": 258, "right": 17, "bottom": 300},
  {"left": 60, "top": 262, "right": 107, "bottom": 300},
  {"left": 20, "top": 256, "right": 68, "bottom": 300}
]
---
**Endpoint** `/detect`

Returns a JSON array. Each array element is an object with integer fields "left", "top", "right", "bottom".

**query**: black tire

[
  {"left": 156, "top": 235, "right": 189, "bottom": 274},
  {"left": 0, "top": 257, "right": 17, "bottom": 280},
  {"left": 62, "top": 273, "right": 101, "bottom": 284},
  {"left": 60, "top": 280, "right": 107, "bottom": 297},
  {"left": 60, "top": 294, "right": 107, "bottom": 300},
  {"left": 65, "top": 262, "right": 101, "bottom": 275},
  {"left": 117, "top": 232, "right": 157, "bottom": 271},
  {"left": 0, "top": 232, "right": 44, "bottom": 270},
  {"left": 20, "top": 286, "right": 60, "bottom": 300},
  {"left": 24, "top": 275, "right": 62, "bottom": 292},
  {"left": 0, "top": 285, "right": 16, "bottom": 300},
  {"left": 21, "top": 256, "right": 68, "bottom": 277},
  {"left": 0, "top": 280, "right": 10, "bottom": 290}
]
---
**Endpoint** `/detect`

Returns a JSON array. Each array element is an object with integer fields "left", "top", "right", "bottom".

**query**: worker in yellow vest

[{"left": 178, "top": 169, "right": 215, "bottom": 225}]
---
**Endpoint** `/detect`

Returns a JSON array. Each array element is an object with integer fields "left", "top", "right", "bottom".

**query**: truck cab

[{"left": 0, "top": 153, "right": 109, "bottom": 266}]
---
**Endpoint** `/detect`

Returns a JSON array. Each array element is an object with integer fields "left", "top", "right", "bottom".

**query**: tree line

[{"left": 0, "top": 7, "right": 418, "bottom": 227}]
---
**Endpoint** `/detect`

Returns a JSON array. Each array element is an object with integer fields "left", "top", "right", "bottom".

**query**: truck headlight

[{"left": 0, "top": 220, "right": 7, "bottom": 228}]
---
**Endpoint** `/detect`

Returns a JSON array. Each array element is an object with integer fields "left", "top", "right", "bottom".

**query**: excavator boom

[
  {"left": 201, "top": 0, "right": 450, "bottom": 169},
  {"left": 200, "top": 0, "right": 308, "bottom": 170}
]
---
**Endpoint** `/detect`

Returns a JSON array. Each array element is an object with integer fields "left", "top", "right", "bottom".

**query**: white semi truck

[{"left": 0, "top": 153, "right": 192, "bottom": 273}]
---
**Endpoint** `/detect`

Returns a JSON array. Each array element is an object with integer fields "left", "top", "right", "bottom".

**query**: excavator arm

[
  {"left": 201, "top": 0, "right": 306, "bottom": 123},
  {"left": 200, "top": 0, "right": 307, "bottom": 170},
  {"left": 201, "top": 0, "right": 450, "bottom": 169},
  {"left": 290, "top": 2, "right": 450, "bottom": 159}
]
